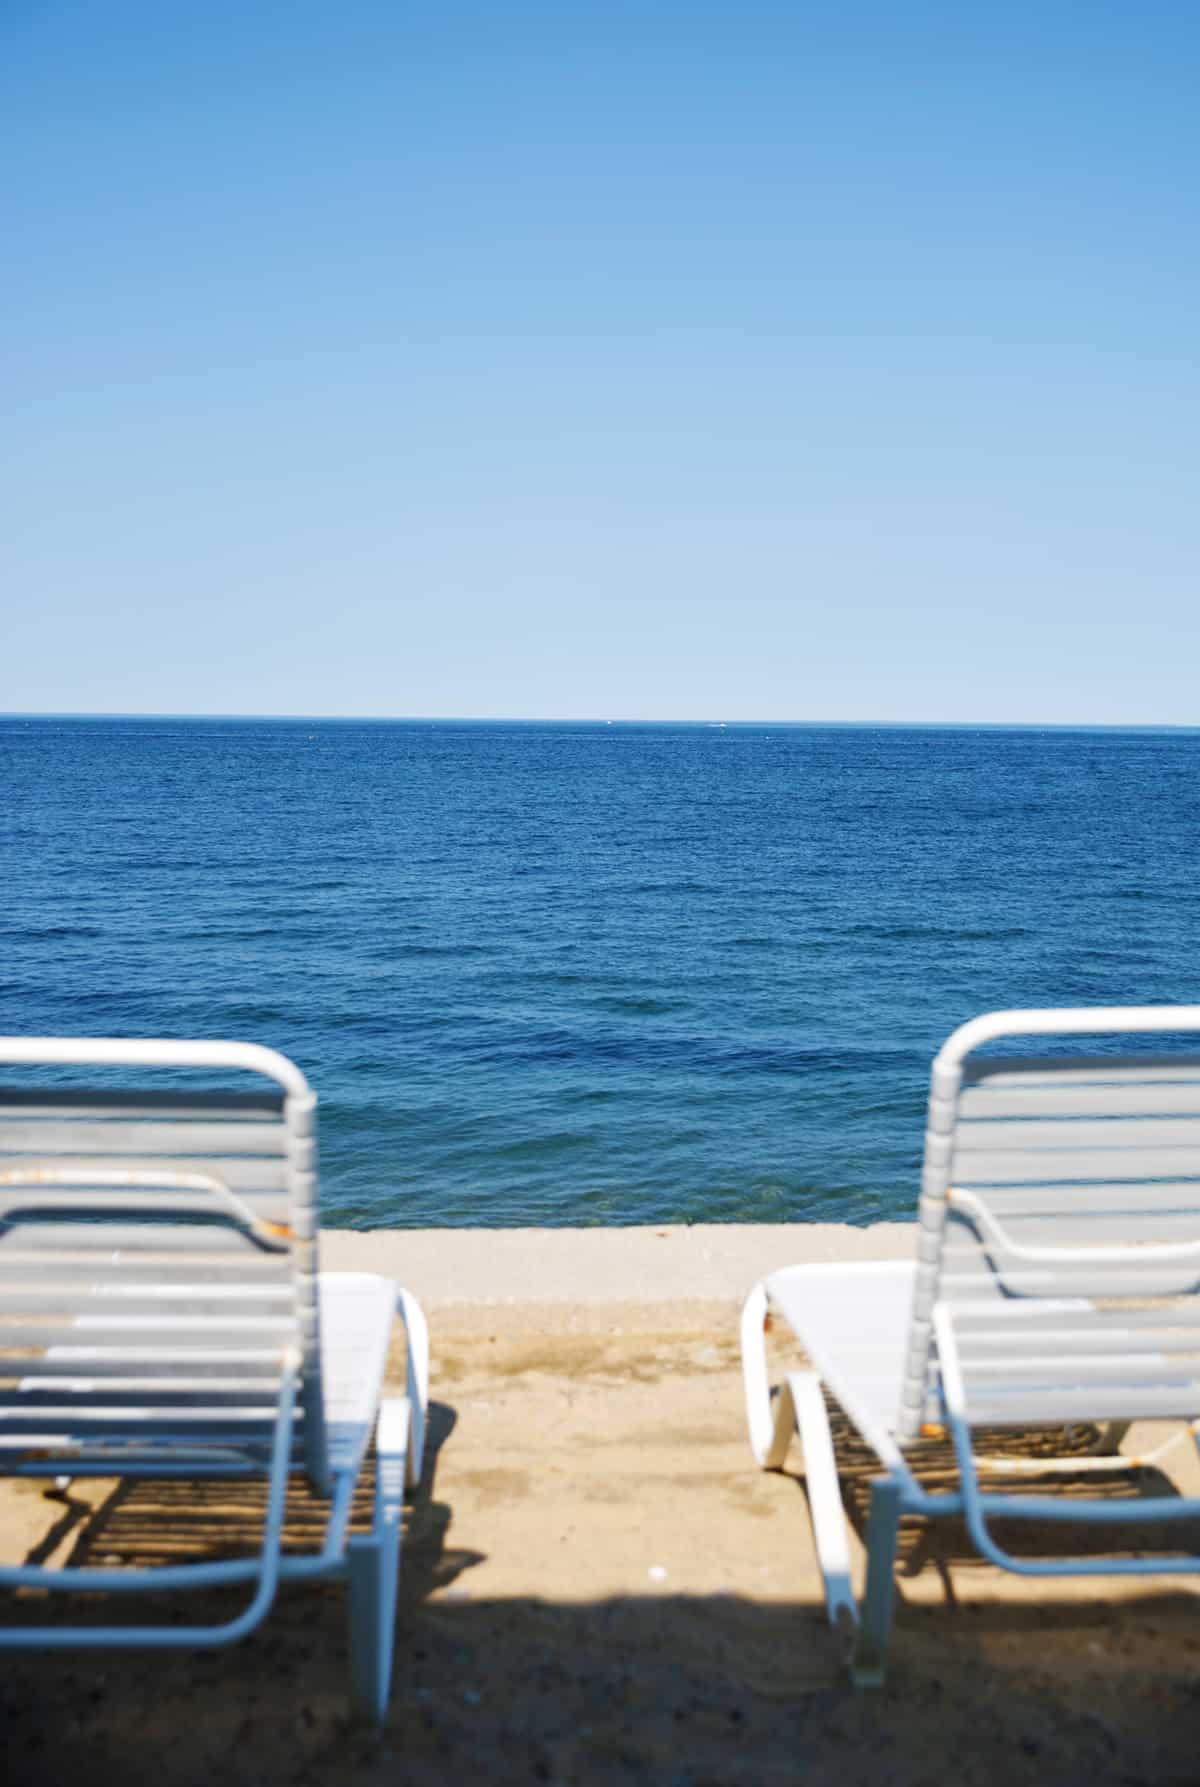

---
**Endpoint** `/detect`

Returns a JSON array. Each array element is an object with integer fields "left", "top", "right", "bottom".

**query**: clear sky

[{"left": 4, "top": 1, "right": 1198, "bottom": 723}]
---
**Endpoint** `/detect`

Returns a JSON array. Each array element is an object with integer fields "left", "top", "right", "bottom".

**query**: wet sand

[{"left": 3, "top": 1225, "right": 1199, "bottom": 1785}]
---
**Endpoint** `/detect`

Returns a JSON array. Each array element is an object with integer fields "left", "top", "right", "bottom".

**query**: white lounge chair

[
  {"left": 0, "top": 1037, "right": 429, "bottom": 1722},
  {"left": 742, "top": 1006, "right": 1200, "bottom": 1682}
]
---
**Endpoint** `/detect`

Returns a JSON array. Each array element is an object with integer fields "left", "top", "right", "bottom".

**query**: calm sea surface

[{"left": 2, "top": 718, "right": 1198, "bottom": 1228}]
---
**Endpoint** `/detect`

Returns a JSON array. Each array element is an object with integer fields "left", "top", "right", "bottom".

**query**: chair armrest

[
  {"left": 932, "top": 1302, "right": 1200, "bottom": 1578},
  {"left": 396, "top": 1287, "right": 429, "bottom": 1488}
]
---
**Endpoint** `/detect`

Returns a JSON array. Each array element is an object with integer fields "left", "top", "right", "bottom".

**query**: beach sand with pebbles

[{"left": 3, "top": 1223, "right": 1200, "bottom": 1786}]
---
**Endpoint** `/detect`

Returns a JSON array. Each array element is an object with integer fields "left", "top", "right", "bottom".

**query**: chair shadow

[
  {"left": 15, "top": 1398, "right": 484, "bottom": 1617},
  {"left": 813, "top": 1400, "right": 1200, "bottom": 1596}
]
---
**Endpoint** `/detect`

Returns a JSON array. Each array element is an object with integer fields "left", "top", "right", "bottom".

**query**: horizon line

[{"left": 2, "top": 711, "right": 1199, "bottom": 733}]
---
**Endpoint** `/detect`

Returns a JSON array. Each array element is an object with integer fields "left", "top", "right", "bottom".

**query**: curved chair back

[
  {"left": 899, "top": 1007, "right": 1200, "bottom": 1444},
  {"left": 0, "top": 1039, "right": 329, "bottom": 1489}
]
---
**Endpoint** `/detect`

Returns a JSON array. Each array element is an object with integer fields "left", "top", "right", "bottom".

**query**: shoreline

[{"left": 321, "top": 1219, "right": 915, "bottom": 1311}]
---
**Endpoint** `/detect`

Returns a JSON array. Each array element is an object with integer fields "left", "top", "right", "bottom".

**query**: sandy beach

[{"left": 4, "top": 1223, "right": 1200, "bottom": 1786}]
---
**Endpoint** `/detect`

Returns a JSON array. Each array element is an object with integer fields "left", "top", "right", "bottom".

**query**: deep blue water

[{"left": 2, "top": 717, "right": 1199, "bottom": 1227}]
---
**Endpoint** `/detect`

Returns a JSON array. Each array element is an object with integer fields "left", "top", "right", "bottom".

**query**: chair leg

[
  {"left": 1090, "top": 1420, "right": 1131, "bottom": 1455},
  {"left": 788, "top": 1372, "right": 858, "bottom": 1635},
  {"left": 347, "top": 1529, "right": 397, "bottom": 1723},
  {"left": 852, "top": 1477, "right": 902, "bottom": 1688},
  {"left": 347, "top": 1398, "right": 409, "bottom": 1723}
]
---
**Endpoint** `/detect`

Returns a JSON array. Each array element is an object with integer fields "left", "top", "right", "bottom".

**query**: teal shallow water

[{"left": 2, "top": 718, "right": 1198, "bottom": 1227}]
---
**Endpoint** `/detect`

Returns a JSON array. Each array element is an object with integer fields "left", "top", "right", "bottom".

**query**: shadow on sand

[{"left": 3, "top": 1401, "right": 1200, "bottom": 1787}]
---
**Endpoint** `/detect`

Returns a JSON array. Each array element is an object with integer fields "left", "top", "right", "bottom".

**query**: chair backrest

[
  {"left": 898, "top": 1007, "right": 1200, "bottom": 1445},
  {"left": 0, "top": 1039, "right": 329, "bottom": 1488}
]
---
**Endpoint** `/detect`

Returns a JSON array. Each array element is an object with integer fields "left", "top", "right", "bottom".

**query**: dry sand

[{"left": 3, "top": 1225, "right": 1200, "bottom": 1786}]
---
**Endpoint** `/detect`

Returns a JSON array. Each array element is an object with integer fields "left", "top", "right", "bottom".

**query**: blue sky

[{"left": 4, "top": 1, "right": 1198, "bottom": 722}]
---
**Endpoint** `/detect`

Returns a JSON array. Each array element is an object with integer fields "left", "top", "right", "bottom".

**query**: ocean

[{"left": 2, "top": 717, "right": 1197, "bottom": 1228}]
